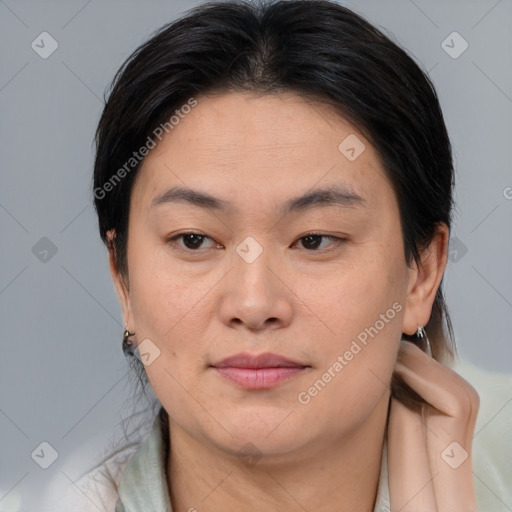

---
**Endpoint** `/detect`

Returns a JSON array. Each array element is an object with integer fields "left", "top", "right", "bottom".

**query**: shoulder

[
  {"left": 451, "top": 359, "right": 512, "bottom": 510},
  {"left": 41, "top": 430, "right": 146, "bottom": 512}
]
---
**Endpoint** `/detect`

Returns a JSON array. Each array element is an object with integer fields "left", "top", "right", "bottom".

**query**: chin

[{"left": 205, "top": 409, "right": 311, "bottom": 457}]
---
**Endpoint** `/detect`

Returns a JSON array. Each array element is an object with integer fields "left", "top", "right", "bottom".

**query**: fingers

[
  {"left": 395, "top": 341, "right": 480, "bottom": 423},
  {"left": 390, "top": 341, "right": 479, "bottom": 512},
  {"left": 394, "top": 340, "right": 479, "bottom": 453}
]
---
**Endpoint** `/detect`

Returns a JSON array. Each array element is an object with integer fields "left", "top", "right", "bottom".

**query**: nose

[{"left": 217, "top": 243, "right": 294, "bottom": 333}]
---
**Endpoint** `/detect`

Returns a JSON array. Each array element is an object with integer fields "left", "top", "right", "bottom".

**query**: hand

[{"left": 387, "top": 340, "right": 480, "bottom": 511}]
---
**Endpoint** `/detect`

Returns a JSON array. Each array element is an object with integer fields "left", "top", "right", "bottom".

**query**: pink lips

[{"left": 211, "top": 353, "right": 308, "bottom": 389}]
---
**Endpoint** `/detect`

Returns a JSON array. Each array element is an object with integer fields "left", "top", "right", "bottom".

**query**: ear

[
  {"left": 402, "top": 223, "right": 449, "bottom": 336},
  {"left": 107, "top": 229, "right": 134, "bottom": 330}
]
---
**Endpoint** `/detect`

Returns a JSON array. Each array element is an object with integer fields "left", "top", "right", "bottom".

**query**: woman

[{"left": 45, "top": 1, "right": 512, "bottom": 510}]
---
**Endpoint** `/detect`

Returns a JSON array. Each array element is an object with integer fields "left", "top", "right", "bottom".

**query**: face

[{"left": 112, "top": 91, "right": 423, "bottom": 460}]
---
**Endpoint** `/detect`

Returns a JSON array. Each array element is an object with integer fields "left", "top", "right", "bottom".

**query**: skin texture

[{"left": 108, "top": 92, "right": 477, "bottom": 511}]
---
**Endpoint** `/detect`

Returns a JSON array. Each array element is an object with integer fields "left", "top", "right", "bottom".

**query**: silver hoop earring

[
  {"left": 416, "top": 325, "right": 432, "bottom": 357},
  {"left": 122, "top": 323, "right": 136, "bottom": 356}
]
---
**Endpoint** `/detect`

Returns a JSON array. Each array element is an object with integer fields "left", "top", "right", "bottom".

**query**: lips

[
  {"left": 212, "top": 352, "right": 305, "bottom": 369},
  {"left": 211, "top": 352, "right": 309, "bottom": 389}
]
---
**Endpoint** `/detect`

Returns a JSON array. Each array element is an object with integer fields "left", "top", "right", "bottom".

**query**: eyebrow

[{"left": 150, "top": 184, "right": 366, "bottom": 215}]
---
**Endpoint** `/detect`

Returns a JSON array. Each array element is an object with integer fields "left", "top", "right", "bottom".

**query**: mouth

[{"left": 210, "top": 352, "right": 310, "bottom": 390}]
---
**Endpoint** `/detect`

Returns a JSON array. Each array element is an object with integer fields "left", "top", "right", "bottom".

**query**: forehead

[{"left": 132, "top": 91, "right": 395, "bottom": 215}]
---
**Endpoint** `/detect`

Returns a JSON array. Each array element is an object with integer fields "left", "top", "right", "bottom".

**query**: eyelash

[{"left": 165, "top": 232, "right": 346, "bottom": 253}]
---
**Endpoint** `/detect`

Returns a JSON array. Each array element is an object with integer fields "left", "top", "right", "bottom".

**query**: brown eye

[
  {"left": 295, "top": 234, "right": 345, "bottom": 251},
  {"left": 301, "top": 235, "right": 323, "bottom": 250},
  {"left": 167, "top": 232, "right": 218, "bottom": 251},
  {"left": 181, "top": 234, "right": 206, "bottom": 249}
]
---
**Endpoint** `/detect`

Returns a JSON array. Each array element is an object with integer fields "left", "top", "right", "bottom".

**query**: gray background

[{"left": 1, "top": 0, "right": 511, "bottom": 510}]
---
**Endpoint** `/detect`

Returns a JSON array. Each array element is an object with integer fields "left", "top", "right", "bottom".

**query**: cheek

[
  {"left": 297, "top": 250, "right": 406, "bottom": 400},
  {"left": 126, "top": 232, "right": 210, "bottom": 337},
  {"left": 297, "top": 291, "right": 402, "bottom": 430},
  {"left": 301, "top": 249, "right": 407, "bottom": 343}
]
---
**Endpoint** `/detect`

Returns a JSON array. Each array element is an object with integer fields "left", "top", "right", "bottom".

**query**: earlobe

[{"left": 402, "top": 224, "right": 449, "bottom": 336}]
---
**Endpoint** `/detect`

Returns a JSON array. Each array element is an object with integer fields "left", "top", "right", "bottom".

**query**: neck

[{"left": 167, "top": 392, "right": 389, "bottom": 512}]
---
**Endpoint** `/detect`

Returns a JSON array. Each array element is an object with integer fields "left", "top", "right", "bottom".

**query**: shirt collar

[
  {"left": 116, "top": 412, "right": 172, "bottom": 511},
  {"left": 117, "top": 411, "right": 390, "bottom": 512}
]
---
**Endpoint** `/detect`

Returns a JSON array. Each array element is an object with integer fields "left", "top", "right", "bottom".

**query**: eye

[
  {"left": 166, "top": 232, "right": 221, "bottom": 251},
  {"left": 166, "top": 232, "right": 345, "bottom": 253},
  {"left": 293, "top": 233, "right": 346, "bottom": 251}
]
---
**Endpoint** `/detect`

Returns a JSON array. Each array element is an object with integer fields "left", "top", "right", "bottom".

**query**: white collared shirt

[{"left": 114, "top": 411, "right": 391, "bottom": 512}]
